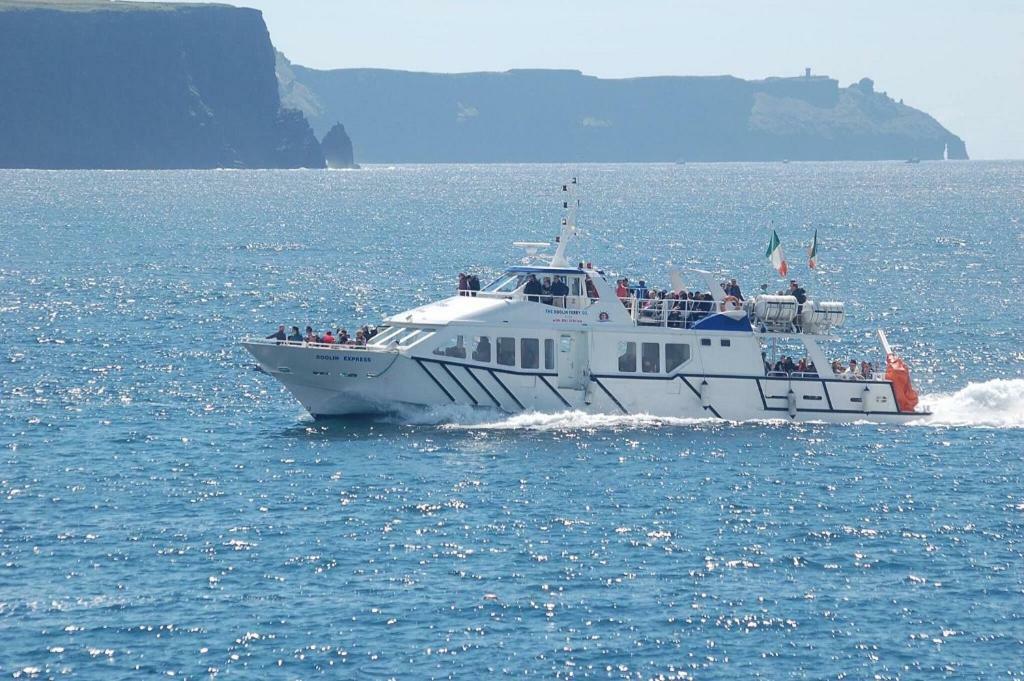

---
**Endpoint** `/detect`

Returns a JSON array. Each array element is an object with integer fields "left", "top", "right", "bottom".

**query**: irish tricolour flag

[{"left": 765, "top": 229, "right": 788, "bottom": 277}]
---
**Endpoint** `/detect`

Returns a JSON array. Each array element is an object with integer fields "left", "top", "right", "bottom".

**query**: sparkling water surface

[{"left": 2, "top": 163, "right": 1023, "bottom": 679}]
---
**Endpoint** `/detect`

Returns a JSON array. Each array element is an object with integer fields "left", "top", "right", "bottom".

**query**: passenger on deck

[
  {"left": 843, "top": 359, "right": 862, "bottom": 380},
  {"left": 861, "top": 361, "right": 874, "bottom": 379},
  {"left": 726, "top": 279, "right": 743, "bottom": 300},
  {"left": 287, "top": 326, "right": 303, "bottom": 342},
  {"left": 831, "top": 360, "right": 844, "bottom": 376},
  {"left": 266, "top": 325, "right": 286, "bottom": 341},
  {"left": 789, "top": 280, "right": 807, "bottom": 331},
  {"left": 616, "top": 278, "right": 629, "bottom": 301},
  {"left": 321, "top": 329, "right": 335, "bottom": 344},
  {"left": 783, "top": 356, "right": 797, "bottom": 374},
  {"left": 634, "top": 280, "right": 648, "bottom": 300},
  {"left": 338, "top": 329, "right": 350, "bottom": 345},
  {"left": 523, "top": 274, "right": 543, "bottom": 301},
  {"left": 354, "top": 330, "right": 366, "bottom": 346},
  {"left": 797, "top": 358, "right": 808, "bottom": 373},
  {"left": 304, "top": 326, "right": 318, "bottom": 343},
  {"left": 789, "top": 280, "right": 807, "bottom": 304},
  {"left": 468, "top": 274, "right": 481, "bottom": 296},
  {"left": 550, "top": 276, "right": 569, "bottom": 306},
  {"left": 541, "top": 277, "right": 553, "bottom": 305},
  {"left": 458, "top": 273, "right": 470, "bottom": 296}
]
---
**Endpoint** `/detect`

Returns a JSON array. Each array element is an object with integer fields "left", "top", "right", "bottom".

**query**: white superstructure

[{"left": 242, "top": 181, "right": 927, "bottom": 423}]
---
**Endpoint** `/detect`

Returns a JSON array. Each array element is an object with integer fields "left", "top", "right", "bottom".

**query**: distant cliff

[
  {"left": 282, "top": 65, "right": 968, "bottom": 163},
  {"left": 0, "top": 1, "right": 324, "bottom": 169}
]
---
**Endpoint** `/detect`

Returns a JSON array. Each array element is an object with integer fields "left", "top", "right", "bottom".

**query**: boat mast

[{"left": 550, "top": 178, "right": 578, "bottom": 268}]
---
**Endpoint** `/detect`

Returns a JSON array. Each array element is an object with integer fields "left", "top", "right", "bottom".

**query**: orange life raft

[{"left": 885, "top": 354, "right": 919, "bottom": 412}]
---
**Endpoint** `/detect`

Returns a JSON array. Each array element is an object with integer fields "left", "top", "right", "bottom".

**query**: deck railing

[{"left": 244, "top": 337, "right": 371, "bottom": 351}]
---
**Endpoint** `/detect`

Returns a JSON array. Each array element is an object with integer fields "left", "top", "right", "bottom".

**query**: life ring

[{"left": 720, "top": 295, "right": 741, "bottom": 312}]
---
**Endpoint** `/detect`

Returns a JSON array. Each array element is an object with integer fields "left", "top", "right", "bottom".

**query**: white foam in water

[
  {"left": 441, "top": 410, "right": 724, "bottom": 432},
  {"left": 915, "top": 378, "right": 1024, "bottom": 428}
]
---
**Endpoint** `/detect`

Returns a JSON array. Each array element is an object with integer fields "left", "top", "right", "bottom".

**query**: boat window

[
  {"left": 665, "top": 343, "right": 691, "bottom": 373},
  {"left": 433, "top": 335, "right": 467, "bottom": 359},
  {"left": 720, "top": 339, "right": 731, "bottom": 347},
  {"left": 370, "top": 326, "right": 401, "bottom": 345},
  {"left": 471, "top": 336, "right": 491, "bottom": 363},
  {"left": 544, "top": 339, "right": 555, "bottom": 370},
  {"left": 617, "top": 341, "right": 636, "bottom": 372},
  {"left": 642, "top": 342, "right": 660, "bottom": 373},
  {"left": 482, "top": 273, "right": 526, "bottom": 294},
  {"left": 700, "top": 338, "right": 711, "bottom": 346},
  {"left": 496, "top": 337, "right": 515, "bottom": 366},
  {"left": 520, "top": 338, "right": 540, "bottom": 369},
  {"left": 570, "top": 277, "right": 583, "bottom": 297},
  {"left": 398, "top": 329, "right": 423, "bottom": 345}
]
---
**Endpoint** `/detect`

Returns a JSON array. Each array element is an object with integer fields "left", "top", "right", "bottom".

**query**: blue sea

[{"left": 2, "top": 163, "right": 1023, "bottom": 679}]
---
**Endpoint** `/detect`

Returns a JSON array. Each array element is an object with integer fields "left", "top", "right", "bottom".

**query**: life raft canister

[
  {"left": 720, "top": 296, "right": 741, "bottom": 312},
  {"left": 885, "top": 354, "right": 919, "bottom": 412}
]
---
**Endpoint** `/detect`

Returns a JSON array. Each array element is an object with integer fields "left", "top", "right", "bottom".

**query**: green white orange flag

[
  {"left": 808, "top": 229, "right": 819, "bottom": 269},
  {"left": 765, "top": 229, "right": 788, "bottom": 277}
]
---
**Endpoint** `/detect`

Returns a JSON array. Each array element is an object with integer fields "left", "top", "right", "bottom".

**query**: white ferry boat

[{"left": 242, "top": 181, "right": 927, "bottom": 424}]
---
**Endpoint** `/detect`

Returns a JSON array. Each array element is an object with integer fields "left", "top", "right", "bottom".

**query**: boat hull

[{"left": 242, "top": 342, "right": 928, "bottom": 424}]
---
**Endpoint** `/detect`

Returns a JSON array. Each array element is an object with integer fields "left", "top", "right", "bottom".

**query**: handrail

[
  {"left": 460, "top": 290, "right": 598, "bottom": 309},
  {"left": 243, "top": 337, "right": 372, "bottom": 350},
  {"left": 621, "top": 295, "right": 733, "bottom": 328}
]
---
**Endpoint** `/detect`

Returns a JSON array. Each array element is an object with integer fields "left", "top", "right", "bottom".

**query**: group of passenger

[
  {"left": 457, "top": 273, "right": 482, "bottom": 296},
  {"left": 613, "top": 277, "right": 725, "bottom": 328},
  {"left": 763, "top": 354, "right": 874, "bottom": 380},
  {"left": 265, "top": 324, "right": 379, "bottom": 347},
  {"left": 523, "top": 274, "right": 574, "bottom": 303},
  {"left": 764, "top": 354, "right": 818, "bottom": 376},
  {"left": 831, "top": 359, "right": 875, "bottom": 380}
]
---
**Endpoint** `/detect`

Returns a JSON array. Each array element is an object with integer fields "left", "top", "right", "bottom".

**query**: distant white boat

[{"left": 243, "top": 180, "right": 927, "bottom": 423}]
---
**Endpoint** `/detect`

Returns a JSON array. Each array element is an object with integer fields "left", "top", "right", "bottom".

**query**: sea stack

[{"left": 321, "top": 123, "right": 359, "bottom": 168}]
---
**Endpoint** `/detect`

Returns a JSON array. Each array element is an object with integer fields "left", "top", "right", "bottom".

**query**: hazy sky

[{"left": 158, "top": 0, "right": 1022, "bottom": 158}]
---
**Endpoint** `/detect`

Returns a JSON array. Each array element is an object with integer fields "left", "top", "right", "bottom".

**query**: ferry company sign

[
  {"left": 316, "top": 354, "right": 372, "bottom": 363},
  {"left": 544, "top": 307, "right": 589, "bottom": 324}
]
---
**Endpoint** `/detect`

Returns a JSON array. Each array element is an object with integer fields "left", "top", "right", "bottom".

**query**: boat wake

[
  {"left": 442, "top": 411, "right": 724, "bottom": 432},
  {"left": 914, "top": 378, "right": 1024, "bottom": 428},
  {"left": 376, "top": 379, "right": 1024, "bottom": 431}
]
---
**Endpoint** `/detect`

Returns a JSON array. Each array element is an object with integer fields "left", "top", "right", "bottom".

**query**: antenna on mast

[{"left": 550, "top": 177, "right": 578, "bottom": 268}]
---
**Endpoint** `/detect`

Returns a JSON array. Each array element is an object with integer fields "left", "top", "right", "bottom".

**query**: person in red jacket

[{"left": 321, "top": 329, "right": 335, "bottom": 344}]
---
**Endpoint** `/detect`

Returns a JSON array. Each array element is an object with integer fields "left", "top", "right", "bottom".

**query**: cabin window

[
  {"left": 399, "top": 329, "right": 423, "bottom": 345},
  {"left": 642, "top": 342, "right": 660, "bottom": 373},
  {"left": 496, "top": 337, "right": 515, "bottom": 366},
  {"left": 520, "top": 338, "right": 540, "bottom": 369},
  {"left": 471, "top": 336, "right": 491, "bottom": 363},
  {"left": 369, "top": 326, "right": 400, "bottom": 345},
  {"left": 483, "top": 273, "right": 526, "bottom": 293},
  {"left": 720, "top": 339, "right": 731, "bottom": 347},
  {"left": 544, "top": 339, "right": 555, "bottom": 370},
  {"left": 665, "top": 343, "right": 691, "bottom": 373},
  {"left": 433, "top": 335, "right": 467, "bottom": 359},
  {"left": 700, "top": 338, "right": 711, "bottom": 346},
  {"left": 617, "top": 341, "right": 636, "bottom": 372}
]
